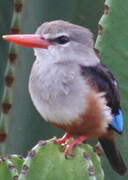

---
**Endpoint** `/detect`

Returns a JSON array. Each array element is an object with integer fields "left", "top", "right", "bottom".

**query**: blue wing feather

[{"left": 111, "top": 109, "right": 124, "bottom": 134}]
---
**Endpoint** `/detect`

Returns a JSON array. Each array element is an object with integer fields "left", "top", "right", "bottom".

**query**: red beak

[{"left": 2, "top": 34, "right": 50, "bottom": 49}]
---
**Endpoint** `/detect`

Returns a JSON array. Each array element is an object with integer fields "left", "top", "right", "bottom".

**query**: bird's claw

[{"left": 54, "top": 133, "right": 72, "bottom": 144}]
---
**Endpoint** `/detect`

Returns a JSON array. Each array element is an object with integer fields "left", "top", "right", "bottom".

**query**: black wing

[
  {"left": 80, "top": 63, "right": 124, "bottom": 133},
  {"left": 80, "top": 63, "right": 127, "bottom": 174},
  {"left": 80, "top": 63, "right": 120, "bottom": 113}
]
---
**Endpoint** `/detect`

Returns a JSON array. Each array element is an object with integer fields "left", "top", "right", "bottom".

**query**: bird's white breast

[{"left": 29, "top": 60, "right": 90, "bottom": 124}]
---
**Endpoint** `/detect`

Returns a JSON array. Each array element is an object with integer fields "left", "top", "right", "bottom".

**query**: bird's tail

[{"left": 99, "top": 137, "right": 127, "bottom": 175}]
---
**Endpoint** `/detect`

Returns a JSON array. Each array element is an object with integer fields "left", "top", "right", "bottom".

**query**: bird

[{"left": 3, "top": 20, "right": 127, "bottom": 175}]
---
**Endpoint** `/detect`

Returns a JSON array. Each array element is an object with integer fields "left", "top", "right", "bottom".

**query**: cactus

[
  {"left": 0, "top": 154, "right": 24, "bottom": 179},
  {"left": 0, "top": 0, "right": 13, "bottom": 101},
  {"left": 95, "top": 0, "right": 128, "bottom": 179},
  {"left": 0, "top": 0, "right": 24, "bottom": 148},
  {"left": 0, "top": 140, "right": 104, "bottom": 180}
]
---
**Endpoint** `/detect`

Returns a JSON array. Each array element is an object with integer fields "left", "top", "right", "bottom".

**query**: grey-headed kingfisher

[{"left": 3, "top": 20, "right": 127, "bottom": 175}]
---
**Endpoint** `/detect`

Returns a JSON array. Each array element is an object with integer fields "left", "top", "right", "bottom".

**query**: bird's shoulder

[{"left": 80, "top": 63, "right": 120, "bottom": 111}]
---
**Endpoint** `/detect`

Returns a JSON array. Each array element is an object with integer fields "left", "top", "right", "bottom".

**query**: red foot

[
  {"left": 54, "top": 133, "right": 72, "bottom": 144},
  {"left": 64, "top": 135, "right": 88, "bottom": 155}
]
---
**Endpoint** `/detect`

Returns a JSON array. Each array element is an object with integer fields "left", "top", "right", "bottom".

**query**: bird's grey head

[{"left": 34, "top": 20, "right": 100, "bottom": 66}]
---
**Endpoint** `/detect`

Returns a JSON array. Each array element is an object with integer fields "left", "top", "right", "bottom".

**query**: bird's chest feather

[
  {"left": 29, "top": 61, "right": 112, "bottom": 136},
  {"left": 29, "top": 61, "right": 89, "bottom": 124}
]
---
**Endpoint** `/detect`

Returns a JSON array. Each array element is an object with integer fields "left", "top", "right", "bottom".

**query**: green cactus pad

[
  {"left": 19, "top": 140, "right": 104, "bottom": 180},
  {"left": 9, "top": 154, "right": 24, "bottom": 173},
  {"left": 0, "top": 155, "right": 24, "bottom": 180},
  {"left": 0, "top": 141, "right": 104, "bottom": 179}
]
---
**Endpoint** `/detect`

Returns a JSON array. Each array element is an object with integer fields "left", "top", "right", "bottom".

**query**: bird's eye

[{"left": 53, "top": 36, "right": 69, "bottom": 44}]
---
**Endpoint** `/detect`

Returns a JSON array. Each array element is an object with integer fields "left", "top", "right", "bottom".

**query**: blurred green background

[{"left": 0, "top": 0, "right": 128, "bottom": 179}]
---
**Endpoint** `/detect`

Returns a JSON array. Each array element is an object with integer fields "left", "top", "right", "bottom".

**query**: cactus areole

[{"left": 3, "top": 20, "right": 127, "bottom": 175}]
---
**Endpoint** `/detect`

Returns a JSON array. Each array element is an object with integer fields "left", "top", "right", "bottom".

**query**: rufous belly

[{"left": 51, "top": 90, "right": 112, "bottom": 138}]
